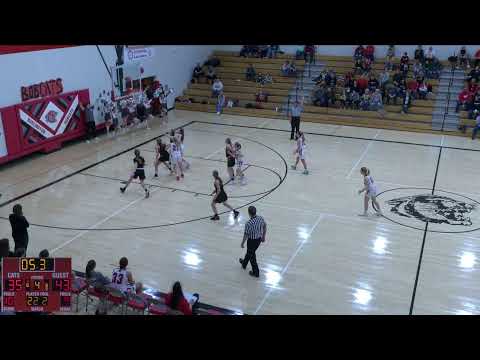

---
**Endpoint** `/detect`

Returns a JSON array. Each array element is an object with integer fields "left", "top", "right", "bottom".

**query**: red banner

[{"left": 0, "top": 45, "right": 74, "bottom": 55}]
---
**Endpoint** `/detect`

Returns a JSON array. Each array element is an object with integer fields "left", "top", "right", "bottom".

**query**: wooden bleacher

[{"left": 176, "top": 50, "right": 467, "bottom": 137}]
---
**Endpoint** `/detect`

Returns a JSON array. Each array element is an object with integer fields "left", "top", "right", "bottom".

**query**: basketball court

[{"left": 1, "top": 109, "right": 480, "bottom": 315}]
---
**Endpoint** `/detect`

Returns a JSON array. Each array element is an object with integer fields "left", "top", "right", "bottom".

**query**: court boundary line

[
  {"left": 409, "top": 147, "right": 442, "bottom": 315},
  {"left": 194, "top": 121, "right": 480, "bottom": 153},
  {"left": 345, "top": 129, "right": 381, "bottom": 179}
]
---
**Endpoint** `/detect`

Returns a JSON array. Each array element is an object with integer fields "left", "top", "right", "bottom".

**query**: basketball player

[
  {"left": 160, "top": 91, "right": 168, "bottom": 124},
  {"left": 154, "top": 138, "right": 172, "bottom": 177},
  {"left": 210, "top": 170, "right": 240, "bottom": 221},
  {"left": 234, "top": 142, "right": 247, "bottom": 185},
  {"left": 120, "top": 149, "right": 150, "bottom": 198},
  {"left": 103, "top": 101, "right": 113, "bottom": 137},
  {"left": 170, "top": 135, "right": 184, "bottom": 181},
  {"left": 178, "top": 128, "right": 190, "bottom": 170},
  {"left": 291, "top": 131, "right": 309, "bottom": 175},
  {"left": 225, "top": 138, "right": 236, "bottom": 182},
  {"left": 358, "top": 167, "right": 382, "bottom": 216}
]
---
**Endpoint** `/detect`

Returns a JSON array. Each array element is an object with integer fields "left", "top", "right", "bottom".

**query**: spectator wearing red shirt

[
  {"left": 468, "top": 80, "right": 478, "bottom": 94},
  {"left": 407, "top": 80, "right": 419, "bottom": 99},
  {"left": 364, "top": 45, "right": 375, "bottom": 61},
  {"left": 356, "top": 76, "right": 368, "bottom": 95},
  {"left": 456, "top": 87, "right": 473, "bottom": 113},
  {"left": 164, "top": 281, "right": 199, "bottom": 315}
]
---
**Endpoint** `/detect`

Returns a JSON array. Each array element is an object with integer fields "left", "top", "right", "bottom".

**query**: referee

[
  {"left": 290, "top": 100, "right": 303, "bottom": 140},
  {"left": 239, "top": 206, "right": 267, "bottom": 278}
]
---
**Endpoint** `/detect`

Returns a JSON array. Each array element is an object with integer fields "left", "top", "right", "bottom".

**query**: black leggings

[
  {"left": 291, "top": 117, "right": 300, "bottom": 139},
  {"left": 86, "top": 121, "right": 96, "bottom": 140}
]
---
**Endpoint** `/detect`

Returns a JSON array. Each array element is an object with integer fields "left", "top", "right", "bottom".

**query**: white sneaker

[
  {"left": 86, "top": 140, "right": 90, "bottom": 144},
  {"left": 217, "top": 112, "right": 221, "bottom": 115},
  {"left": 358, "top": 213, "right": 369, "bottom": 217}
]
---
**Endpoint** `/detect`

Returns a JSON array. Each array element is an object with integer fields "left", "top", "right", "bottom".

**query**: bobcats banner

[
  {"left": 0, "top": 113, "right": 7, "bottom": 157},
  {"left": 125, "top": 46, "right": 154, "bottom": 63}
]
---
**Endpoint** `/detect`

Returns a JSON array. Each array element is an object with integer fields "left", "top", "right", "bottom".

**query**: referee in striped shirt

[{"left": 239, "top": 206, "right": 267, "bottom": 278}]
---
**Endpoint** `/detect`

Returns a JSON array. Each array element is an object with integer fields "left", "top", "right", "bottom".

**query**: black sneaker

[
  {"left": 120, "top": 187, "right": 126, "bottom": 193},
  {"left": 145, "top": 190, "right": 150, "bottom": 198},
  {"left": 233, "top": 210, "right": 240, "bottom": 219},
  {"left": 239, "top": 258, "right": 245, "bottom": 268},
  {"left": 249, "top": 271, "right": 259, "bottom": 278},
  {"left": 154, "top": 174, "right": 158, "bottom": 177},
  {"left": 210, "top": 215, "right": 220, "bottom": 221}
]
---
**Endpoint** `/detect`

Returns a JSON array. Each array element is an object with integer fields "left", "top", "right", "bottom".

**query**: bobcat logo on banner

[
  {"left": 45, "top": 110, "right": 58, "bottom": 123},
  {"left": 0, "top": 113, "right": 8, "bottom": 157}
]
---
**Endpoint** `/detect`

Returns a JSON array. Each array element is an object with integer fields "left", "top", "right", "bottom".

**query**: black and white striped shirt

[{"left": 244, "top": 215, "right": 266, "bottom": 240}]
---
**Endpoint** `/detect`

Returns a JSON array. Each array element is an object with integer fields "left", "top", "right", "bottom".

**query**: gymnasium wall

[
  {"left": 0, "top": 45, "right": 216, "bottom": 110},
  {"left": 214, "top": 45, "right": 480, "bottom": 61}
]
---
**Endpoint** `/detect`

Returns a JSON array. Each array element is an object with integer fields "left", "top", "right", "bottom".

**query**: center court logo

[
  {"left": 376, "top": 188, "right": 480, "bottom": 233},
  {"left": 386, "top": 194, "right": 476, "bottom": 226}
]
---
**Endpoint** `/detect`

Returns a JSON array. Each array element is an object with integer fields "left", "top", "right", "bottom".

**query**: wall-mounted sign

[
  {"left": 21, "top": 78, "right": 64, "bottom": 102},
  {"left": 125, "top": 46, "right": 154, "bottom": 63}
]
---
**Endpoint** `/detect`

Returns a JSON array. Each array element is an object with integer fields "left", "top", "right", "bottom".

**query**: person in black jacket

[{"left": 9, "top": 204, "right": 29, "bottom": 254}]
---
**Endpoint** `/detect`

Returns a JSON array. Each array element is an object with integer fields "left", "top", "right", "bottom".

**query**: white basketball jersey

[
  {"left": 111, "top": 268, "right": 131, "bottom": 293},
  {"left": 366, "top": 175, "right": 377, "bottom": 194}
]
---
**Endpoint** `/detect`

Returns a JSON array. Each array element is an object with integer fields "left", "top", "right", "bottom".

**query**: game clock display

[{"left": 1, "top": 258, "right": 72, "bottom": 313}]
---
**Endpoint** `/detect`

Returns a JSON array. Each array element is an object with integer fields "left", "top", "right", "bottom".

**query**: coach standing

[
  {"left": 290, "top": 100, "right": 303, "bottom": 140},
  {"left": 9, "top": 204, "right": 29, "bottom": 255},
  {"left": 239, "top": 206, "right": 267, "bottom": 278}
]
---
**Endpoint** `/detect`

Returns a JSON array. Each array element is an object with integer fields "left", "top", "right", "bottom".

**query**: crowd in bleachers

[
  {"left": 457, "top": 65, "right": 480, "bottom": 119},
  {"left": 239, "top": 45, "right": 282, "bottom": 59},
  {"left": 308, "top": 45, "right": 438, "bottom": 115}
]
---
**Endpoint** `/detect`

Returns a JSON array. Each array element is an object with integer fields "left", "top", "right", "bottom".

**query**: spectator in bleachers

[
  {"left": 354, "top": 45, "right": 365, "bottom": 60},
  {"left": 362, "top": 57, "right": 372, "bottom": 75},
  {"left": 239, "top": 45, "right": 249, "bottom": 58},
  {"left": 246, "top": 64, "right": 256, "bottom": 81},
  {"left": 192, "top": 63, "right": 204, "bottom": 84},
  {"left": 385, "top": 83, "right": 398, "bottom": 105},
  {"left": 425, "top": 46, "right": 436, "bottom": 67},
  {"left": 326, "top": 87, "right": 336, "bottom": 107},
  {"left": 312, "top": 84, "right": 327, "bottom": 107},
  {"left": 400, "top": 62, "right": 409, "bottom": 78},
  {"left": 354, "top": 57, "right": 363, "bottom": 75},
  {"left": 211, "top": 79, "right": 224, "bottom": 97},
  {"left": 458, "top": 46, "right": 470, "bottom": 70},
  {"left": 407, "top": 80, "right": 419, "bottom": 100},
  {"left": 356, "top": 76, "right": 368, "bottom": 95},
  {"left": 304, "top": 45, "right": 316, "bottom": 64},
  {"left": 267, "top": 45, "right": 280, "bottom": 58},
  {"left": 370, "top": 89, "right": 385, "bottom": 114},
  {"left": 468, "top": 79, "right": 478, "bottom": 95},
  {"left": 258, "top": 45, "right": 269, "bottom": 59},
  {"left": 413, "top": 59, "right": 425, "bottom": 79},
  {"left": 474, "top": 48, "right": 480, "bottom": 68},
  {"left": 465, "top": 92, "right": 480, "bottom": 118},
  {"left": 281, "top": 61, "right": 296, "bottom": 77},
  {"left": 385, "top": 45, "right": 395, "bottom": 71},
  {"left": 456, "top": 86, "right": 473, "bottom": 113},
  {"left": 418, "top": 81, "right": 429, "bottom": 100},
  {"left": 344, "top": 72, "right": 354, "bottom": 89},
  {"left": 359, "top": 89, "right": 370, "bottom": 111},
  {"left": 368, "top": 75, "right": 379, "bottom": 92},
  {"left": 255, "top": 89, "right": 268, "bottom": 103},
  {"left": 466, "top": 66, "right": 480, "bottom": 83},
  {"left": 414, "top": 45, "right": 425, "bottom": 63},
  {"left": 326, "top": 69, "right": 337, "bottom": 87},
  {"left": 400, "top": 52, "right": 410, "bottom": 66},
  {"left": 165, "top": 281, "right": 199, "bottom": 315},
  {"left": 206, "top": 66, "right": 216, "bottom": 85},
  {"left": 471, "top": 113, "right": 480, "bottom": 140},
  {"left": 338, "top": 87, "right": 347, "bottom": 108},
  {"left": 364, "top": 45, "right": 375, "bottom": 61},
  {"left": 393, "top": 68, "right": 403, "bottom": 87},
  {"left": 216, "top": 92, "right": 226, "bottom": 115},
  {"left": 401, "top": 90, "right": 412, "bottom": 114},
  {"left": 9, "top": 204, "right": 29, "bottom": 255},
  {"left": 379, "top": 70, "right": 390, "bottom": 89}
]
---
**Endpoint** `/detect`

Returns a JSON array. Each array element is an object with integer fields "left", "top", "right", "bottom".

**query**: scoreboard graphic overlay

[{"left": 1, "top": 258, "right": 72, "bottom": 313}]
